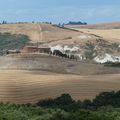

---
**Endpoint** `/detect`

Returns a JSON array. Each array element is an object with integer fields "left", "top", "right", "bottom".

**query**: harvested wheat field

[
  {"left": 0, "top": 70, "right": 120, "bottom": 103},
  {"left": 75, "top": 29, "right": 120, "bottom": 43},
  {"left": 66, "top": 22, "right": 120, "bottom": 43}
]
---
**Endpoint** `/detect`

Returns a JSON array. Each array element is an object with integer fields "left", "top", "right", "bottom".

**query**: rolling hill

[
  {"left": 0, "top": 23, "right": 120, "bottom": 103},
  {"left": 0, "top": 23, "right": 82, "bottom": 44}
]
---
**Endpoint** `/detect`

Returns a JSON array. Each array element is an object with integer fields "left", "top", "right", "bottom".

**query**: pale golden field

[
  {"left": 76, "top": 29, "right": 120, "bottom": 43},
  {"left": 66, "top": 22, "right": 120, "bottom": 43}
]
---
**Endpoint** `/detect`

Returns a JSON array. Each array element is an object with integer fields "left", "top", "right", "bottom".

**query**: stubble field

[{"left": 0, "top": 70, "right": 120, "bottom": 103}]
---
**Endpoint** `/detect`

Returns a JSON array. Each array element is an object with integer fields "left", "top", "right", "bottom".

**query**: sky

[{"left": 0, "top": 0, "right": 120, "bottom": 24}]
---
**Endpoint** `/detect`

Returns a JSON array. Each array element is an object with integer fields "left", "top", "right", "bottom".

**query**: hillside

[
  {"left": 75, "top": 29, "right": 120, "bottom": 43},
  {"left": 0, "top": 23, "right": 120, "bottom": 103},
  {"left": 0, "top": 23, "right": 81, "bottom": 43},
  {"left": 0, "top": 23, "right": 100, "bottom": 46},
  {"left": 0, "top": 23, "right": 120, "bottom": 62}
]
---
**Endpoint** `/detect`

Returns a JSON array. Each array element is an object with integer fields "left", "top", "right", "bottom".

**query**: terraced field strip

[{"left": 0, "top": 70, "right": 120, "bottom": 103}]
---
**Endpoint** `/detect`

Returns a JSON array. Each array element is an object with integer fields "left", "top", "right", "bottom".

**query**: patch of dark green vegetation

[
  {"left": 104, "top": 62, "right": 120, "bottom": 67},
  {"left": 113, "top": 27, "right": 120, "bottom": 29},
  {"left": 66, "top": 21, "right": 87, "bottom": 25},
  {"left": 0, "top": 32, "right": 30, "bottom": 55},
  {"left": 1, "top": 91, "right": 120, "bottom": 119},
  {"left": 84, "top": 39, "right": 119, "bottom": 60},
  {"left": 84, "top": 42, "right": 96, "bottom": 59},
  {"left": 64, "top": 36, "right": 72, "bottom": 40},
  {"left": 90, "top": 34, "right": 101, "bottom": 38},
  {"left": 96, "top": 39, "right": 120, "bottom": 52},
  {"left": 62, "top": 27, "right": 80, "bottom": 32}
]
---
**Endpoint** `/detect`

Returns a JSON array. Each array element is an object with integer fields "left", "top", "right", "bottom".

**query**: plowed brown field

[{"left": 0, "top": 70, "right": 120, "bottom": 103}]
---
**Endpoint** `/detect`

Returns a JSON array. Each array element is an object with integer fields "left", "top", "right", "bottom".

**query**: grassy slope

[
  {"left": 0, "top": 23, "right": 40, "bottom": 42},
  {"left": 0, "top": 23, "right": 99, "bottom": 48}
]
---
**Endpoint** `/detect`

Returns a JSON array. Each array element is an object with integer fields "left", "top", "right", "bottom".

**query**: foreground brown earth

[{"left": 0, "top": 70, "right": 120, "bottom": 103}]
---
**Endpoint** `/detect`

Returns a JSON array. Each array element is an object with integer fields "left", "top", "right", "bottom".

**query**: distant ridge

[{"left": 65, "top": 21, "right": 120, "bottom": 29}]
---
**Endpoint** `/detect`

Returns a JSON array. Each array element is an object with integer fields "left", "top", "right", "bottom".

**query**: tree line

[
  {"left": 37, "top": 91, "right": 120, "bottom": 111},
  {"left": 0, "top": 91, "right": 120, "bottom": 119}
]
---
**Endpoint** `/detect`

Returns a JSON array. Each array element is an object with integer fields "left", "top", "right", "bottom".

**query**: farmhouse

[
  {"left": 38, "top": 46, "right": 51, "bottom": 54},
  {"left": 23, "top": 45, "right": 51, "bottom": 54}
]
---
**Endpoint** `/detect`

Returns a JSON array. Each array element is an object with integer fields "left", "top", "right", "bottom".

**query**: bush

[
  {"left": 85, "top": 43, "right": 95, "bottom": 59},
  {"left": 104, "top": 62, "right": 120, "bottom": 67}
]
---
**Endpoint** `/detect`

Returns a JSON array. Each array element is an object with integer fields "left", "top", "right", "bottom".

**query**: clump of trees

[
  {"left": 56, "top": 21, "right": 87, "bottom": 28},
  {"left": 84, "top": 43, "right": 96, "bottom": 60},
  {"left": 2, "top": 20, "right": 7, "bottom": 24},
  {"left": 67, "top": 21, "right": 87, "bottom": 25},
  {"left": 37, "top": 91, "right": 120, "bottom": 111},
  {"left": 1, "top": 91, "right": 120, "bottom": 119},
  {"left": 104, "top": 62, "right": 120, "bottom": 67}
]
